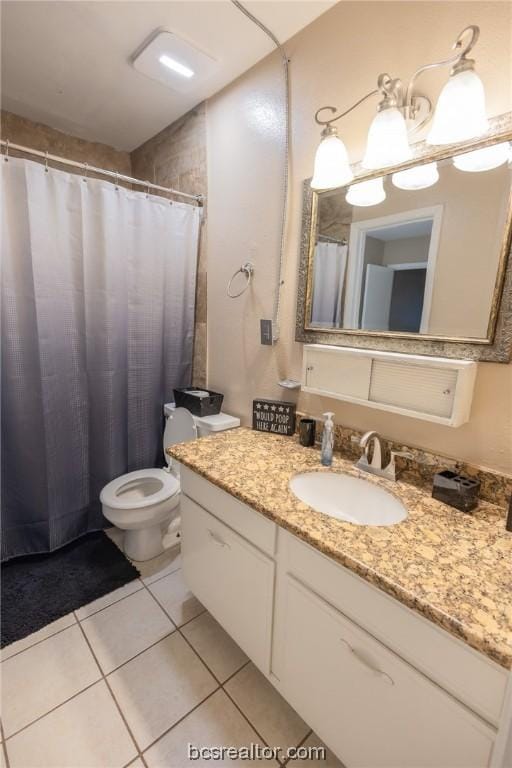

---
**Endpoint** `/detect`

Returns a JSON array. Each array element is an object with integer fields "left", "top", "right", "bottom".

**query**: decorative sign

[{"left": 252, "top": 399, "right": 296, "bottom": 436}]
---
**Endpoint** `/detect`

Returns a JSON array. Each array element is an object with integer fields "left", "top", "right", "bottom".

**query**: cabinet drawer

[
  {"left": 282, "top": 530, "right": 506, "bottom": 726},
  {"left": 280, "top": 576, "right": 495, "bottom": 768},
  {"left": 181, "top": 466, "right": 276, "bottom": 556},
  {"left": 181, "top": 495, "right": 275, "bottom": 673}
]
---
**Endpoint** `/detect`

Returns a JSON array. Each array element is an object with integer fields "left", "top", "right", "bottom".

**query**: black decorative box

[
  {"left": 432, "top": 470, "right": 480, "bottom": 513},
  {"left": 252, "top": 399, "right": 296, "bottom": 436},
  {"left": 173, "top": 387, "right": 224, "bottom": 417}
]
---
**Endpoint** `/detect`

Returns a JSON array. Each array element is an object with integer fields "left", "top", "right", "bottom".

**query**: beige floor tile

[
  {"left": 2, "top": 624, "right": 100, "bottom": 737},
  {"left": 108, "top": 633, "right": 217, "bottom": 750},
  {"left": 289, "top": 733, "right": 345, "bottom": 767},
  {"left": 225, "top": 663, "right": 309, "bottom": 754},
  {"left": 148, "top": 569, "right": 204, "bottom": 626},
  {"left": 181, "top": 612, "right": 248, "bottom": 682},
  {"left": 0, "top": 746, "right": 5, "bottom": 768},
  {"left": 80, "top": 589, "right": 174, "bottom": 674},
  {"left": 6, "top": 681, "right": 137, "bottom": 768},
  {"left": 75, "top": 579, "right": 143, "bottom": 620},
  {"left": 1, "top": 613, "right": 76, "bottom": 662},
  {"left": 144, "top": 689, "right": 279, "bottom": 767},
  {"left": 127, "top": 760, "right": 144, "bottom": 768},
  {"left": 138, "top": 549, "right": 182, "bottom": 586}
]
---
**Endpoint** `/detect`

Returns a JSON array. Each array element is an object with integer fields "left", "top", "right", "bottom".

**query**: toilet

[{"left": 100, "top": 404, "right": 240, "bottom": 561}]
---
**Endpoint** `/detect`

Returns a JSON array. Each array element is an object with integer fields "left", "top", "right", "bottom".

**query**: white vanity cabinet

[
  {"left": 180, "top": 467, "right": 511, "bottom": 768},
  {"left": 277, "top": 575, "right": 494, "bottom": 768}
]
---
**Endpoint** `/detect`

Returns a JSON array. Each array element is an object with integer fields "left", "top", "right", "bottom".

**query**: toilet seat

[{"left": 100, "top": 468, "right": 179, "bottom": 510}]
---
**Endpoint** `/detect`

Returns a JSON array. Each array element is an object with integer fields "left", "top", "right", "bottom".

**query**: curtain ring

[
  {"left": 4, "top": 139, "right": 9, "bottom": 162},
  {"left": 44, "top": 150, "right": 49, "bottom": 172},
  {"left": 227, "top": 262, "right": 254, "bottom": 298},
  {"left": 115, "top": 172, "right": 119, "bottom": 190},
  {"left": 83, "top": 162, "right": 89, "bottom": 182}
]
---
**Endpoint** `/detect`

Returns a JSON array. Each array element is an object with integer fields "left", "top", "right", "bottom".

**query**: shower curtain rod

[{"left": 0, "top": 139, "right": 204, "bottom": 204}]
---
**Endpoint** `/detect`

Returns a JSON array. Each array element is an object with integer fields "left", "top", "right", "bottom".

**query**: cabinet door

[
  {"left": 279, "top": 576, "right": 495, "bottom": 768},
  {"left": 181, "top": 495, "right": 275, "bottom": 673}
]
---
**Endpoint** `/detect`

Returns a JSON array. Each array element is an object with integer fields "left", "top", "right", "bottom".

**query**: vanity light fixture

[
  {"left": 392, "top": 162, "right": 439, "bottom": 191},
  {"left": 345, "top": 177, "right": 386, "bottom": 207},
  {"left": 452, "top": 142, "right": 510, "bottom": 172},
  {"left": 311, "top": 25, "right": 489, "bottom": 191}
]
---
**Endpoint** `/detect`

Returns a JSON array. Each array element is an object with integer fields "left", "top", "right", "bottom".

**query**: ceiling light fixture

[
  {"left": 311, "top": 25, "right": 489, "bottom": 191},
  {"left": 159, "top": 54, "right": 194, "bottom": 79}
]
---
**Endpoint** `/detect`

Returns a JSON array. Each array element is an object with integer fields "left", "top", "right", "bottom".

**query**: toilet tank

[
  {"left": 193, "top": 412, "right": 240, "bottom": 437},
  {"left": 163, "top": 403, "right": 240, "bottom": 438}
]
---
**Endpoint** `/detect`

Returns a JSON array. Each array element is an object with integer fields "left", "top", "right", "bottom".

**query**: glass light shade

[
  {"left": 453, "top": 142, "right": 510, "bottom": 172},
  {"left": 392, "top": 162, "right": 439, "bottom": 190},
  {"left": 427, "top": 69, "right": 488, "bottom": 145},
  {"left": 311, "top": 134, "right": 354, "bottom": 190},
  {"left": 362, "top": 107, "right": 412, "bottom": 169},
  {"left": 346, "top": 177, "right": 386, "bottom": 207}
]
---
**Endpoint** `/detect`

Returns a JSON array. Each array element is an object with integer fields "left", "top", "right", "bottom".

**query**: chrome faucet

[{"left": 355, "top": 431, "right": 413, "bottom": 481}]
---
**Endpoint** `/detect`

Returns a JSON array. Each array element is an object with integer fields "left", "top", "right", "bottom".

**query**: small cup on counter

[{"left": 299, "top": 418, "right": 316, "bottom": 447}]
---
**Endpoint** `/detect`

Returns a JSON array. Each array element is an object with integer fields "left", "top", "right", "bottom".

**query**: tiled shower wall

[
  {"left": 131, "top": 104, "right": 208, "bottom": 387},
  {"left": 1, "top": 106, "right": 207, "bottom": 387}
]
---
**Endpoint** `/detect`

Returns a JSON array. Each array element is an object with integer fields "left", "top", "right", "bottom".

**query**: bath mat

[{"left": 1, "top": 531, "right": 140, "bottom": 648}]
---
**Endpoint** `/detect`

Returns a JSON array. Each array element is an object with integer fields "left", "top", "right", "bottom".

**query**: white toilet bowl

[{"left": 100, "top": 405, "right": 240, "bottom": 561}]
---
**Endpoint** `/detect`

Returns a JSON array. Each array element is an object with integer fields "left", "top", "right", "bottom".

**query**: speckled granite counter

[{"left": 168, "top": 428, "right": 512, "bottom": 669}]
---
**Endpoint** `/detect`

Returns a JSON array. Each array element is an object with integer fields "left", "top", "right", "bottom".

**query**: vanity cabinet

[
  {"left": 181, "top": 493, "right": 275, "bottom": 672},
  {"left": 180, "top": 467, "right": 510, "bottom": 768},
  {"left": 278, "top": 575, "right": 495, "bottom": 768}
]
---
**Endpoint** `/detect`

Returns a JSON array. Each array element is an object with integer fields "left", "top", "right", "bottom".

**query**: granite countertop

[{"left": 168, "top": 428, "right": 512, "bottom": 670}]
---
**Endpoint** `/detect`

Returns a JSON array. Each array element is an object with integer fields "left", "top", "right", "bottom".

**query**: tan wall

[
  {"left": 206, "top": 1, "right": 512, "bottom": 474},
  {"left": 131, "top": 105, "right": 208, "bottom": 387},
  {"left": 1, "top": 110, "right": 131, "bottom": 175}
]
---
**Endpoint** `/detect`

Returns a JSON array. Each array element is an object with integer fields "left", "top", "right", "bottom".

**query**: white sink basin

[{"left": 289, "top": 471, "right": 407, "bottom": 527}]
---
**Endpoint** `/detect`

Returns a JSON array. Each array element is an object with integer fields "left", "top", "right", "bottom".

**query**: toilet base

[{"left": 124, "top": 524, "right": 164, "bottom": 561}]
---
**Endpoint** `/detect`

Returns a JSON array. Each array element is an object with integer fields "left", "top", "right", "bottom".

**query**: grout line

[
  {"left": 4, "top": 678, "right": 102, "bottom": 741},
  {"left": 74, "top": 612, "right": 144, "bottom": 764},
  {"left": 144, "top": 582, "right": 275, "bottom": 756},
  {"left": 281, "top": 729, "right": 313, "bottom": 767},
  {"left": 0, "top": 721, "right": 11, "bottom": 768},
  {"left": 140, "top": 563, "right": 182, "bottom": 589},
  {"left": 0, "top": 617, "right": 77, "bottom": 663},
  {"left": 140, "top": 687, "right": 222, "bottom": 756},
  {"left": 74, "top": 579, "right": 145, "bottom": 621}
]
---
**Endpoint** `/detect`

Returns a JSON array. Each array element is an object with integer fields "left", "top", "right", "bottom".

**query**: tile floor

[{"left": 0, "top": 531, "right": 343, "bottom": 768}]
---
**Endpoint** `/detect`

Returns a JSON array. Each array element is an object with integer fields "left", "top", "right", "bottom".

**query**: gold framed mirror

[{"left": 296, "top": 113, "right": 512, "bottom": 362}]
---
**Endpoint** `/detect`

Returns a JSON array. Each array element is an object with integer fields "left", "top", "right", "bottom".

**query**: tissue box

[
  {"left": 432, "top": 470, "right": 480, "bottom": 513},
  {"left": 173, "top": 388, "right": 224, "bottom": 417}
]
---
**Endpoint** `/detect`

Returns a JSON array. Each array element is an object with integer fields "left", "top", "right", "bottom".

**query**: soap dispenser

[{"left": 321, "top": 412, "right": 335, "bottom": 466}]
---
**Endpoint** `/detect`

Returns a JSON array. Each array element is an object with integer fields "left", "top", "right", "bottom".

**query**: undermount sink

[{"left": 289, "top": 471, "right": 407, "bottom": 527}]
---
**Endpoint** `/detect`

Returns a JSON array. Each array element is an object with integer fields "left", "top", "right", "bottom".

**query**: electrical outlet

[{"left": 260, "top": 319, "right": 274, "bottom": 345}]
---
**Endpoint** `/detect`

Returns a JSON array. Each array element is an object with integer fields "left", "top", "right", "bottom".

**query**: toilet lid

[{"left": 163, "top": 407, "right": 197, "bottom": 464}]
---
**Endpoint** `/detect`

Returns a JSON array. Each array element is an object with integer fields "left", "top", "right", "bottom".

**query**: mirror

[{"left": 305, "top": 140, "right": 512, "bottom": 342}]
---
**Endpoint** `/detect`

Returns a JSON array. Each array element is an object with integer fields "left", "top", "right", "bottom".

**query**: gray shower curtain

[{"left": 1, "top": 157, "right": 201, "bottom": 560}]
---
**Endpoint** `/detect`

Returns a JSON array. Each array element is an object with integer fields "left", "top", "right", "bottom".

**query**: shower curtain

[
  {"left": 1, "top": 157, "right": 201, "bottom": 560},
  {"left": 311, "top": 241, "right": 348, "bottom": 326}
]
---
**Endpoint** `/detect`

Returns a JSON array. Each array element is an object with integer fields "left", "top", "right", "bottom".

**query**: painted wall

[
  {"left": 206, "top": 1, "right": 512, "bottom": 473},
  {"left": 131, "top": 104, "right": 208, "bottom": 386}
]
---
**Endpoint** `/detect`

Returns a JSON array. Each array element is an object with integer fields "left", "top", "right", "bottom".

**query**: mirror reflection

[{"left": 308, "top": 142, "right": 511, "bottom": 339}]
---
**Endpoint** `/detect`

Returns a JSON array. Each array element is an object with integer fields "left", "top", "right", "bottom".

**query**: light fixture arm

[
  {"left": 314, "top": 88, "right": 379, "bottom": 134},
  {"left": 404, "top": 25, "right": 480, "bottom": 120}
]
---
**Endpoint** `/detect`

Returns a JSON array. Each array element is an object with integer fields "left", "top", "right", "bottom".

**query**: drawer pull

[
  {"left": 340, "top": 638, "right": 394, "bottom": 686},
  {"left": 208, "top": 529, "right": 231, "bottom": 549}
]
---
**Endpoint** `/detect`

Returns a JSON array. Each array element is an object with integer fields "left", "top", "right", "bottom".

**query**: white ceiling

[{"left": 1, "top": 0, "right": 335, "bottom": 151}]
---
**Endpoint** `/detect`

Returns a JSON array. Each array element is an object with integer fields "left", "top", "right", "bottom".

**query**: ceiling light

[
  {"left": 310, "top": 127, "right": 354, "bottom": 190},
  {"left": 346, "top": 177, "right": 386, "bottom": 207},
  {"left": 392, "top": 162, "right": 439, "bottom": 190},
  {"left": 159, "top": 54, "right": 194, "bottom": 78},
  {"left": 132, "top": 30, "right": 216, "bottom": 94},
  {"left": 453, "top": 142, "right": 510, "bottom": 172}
]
